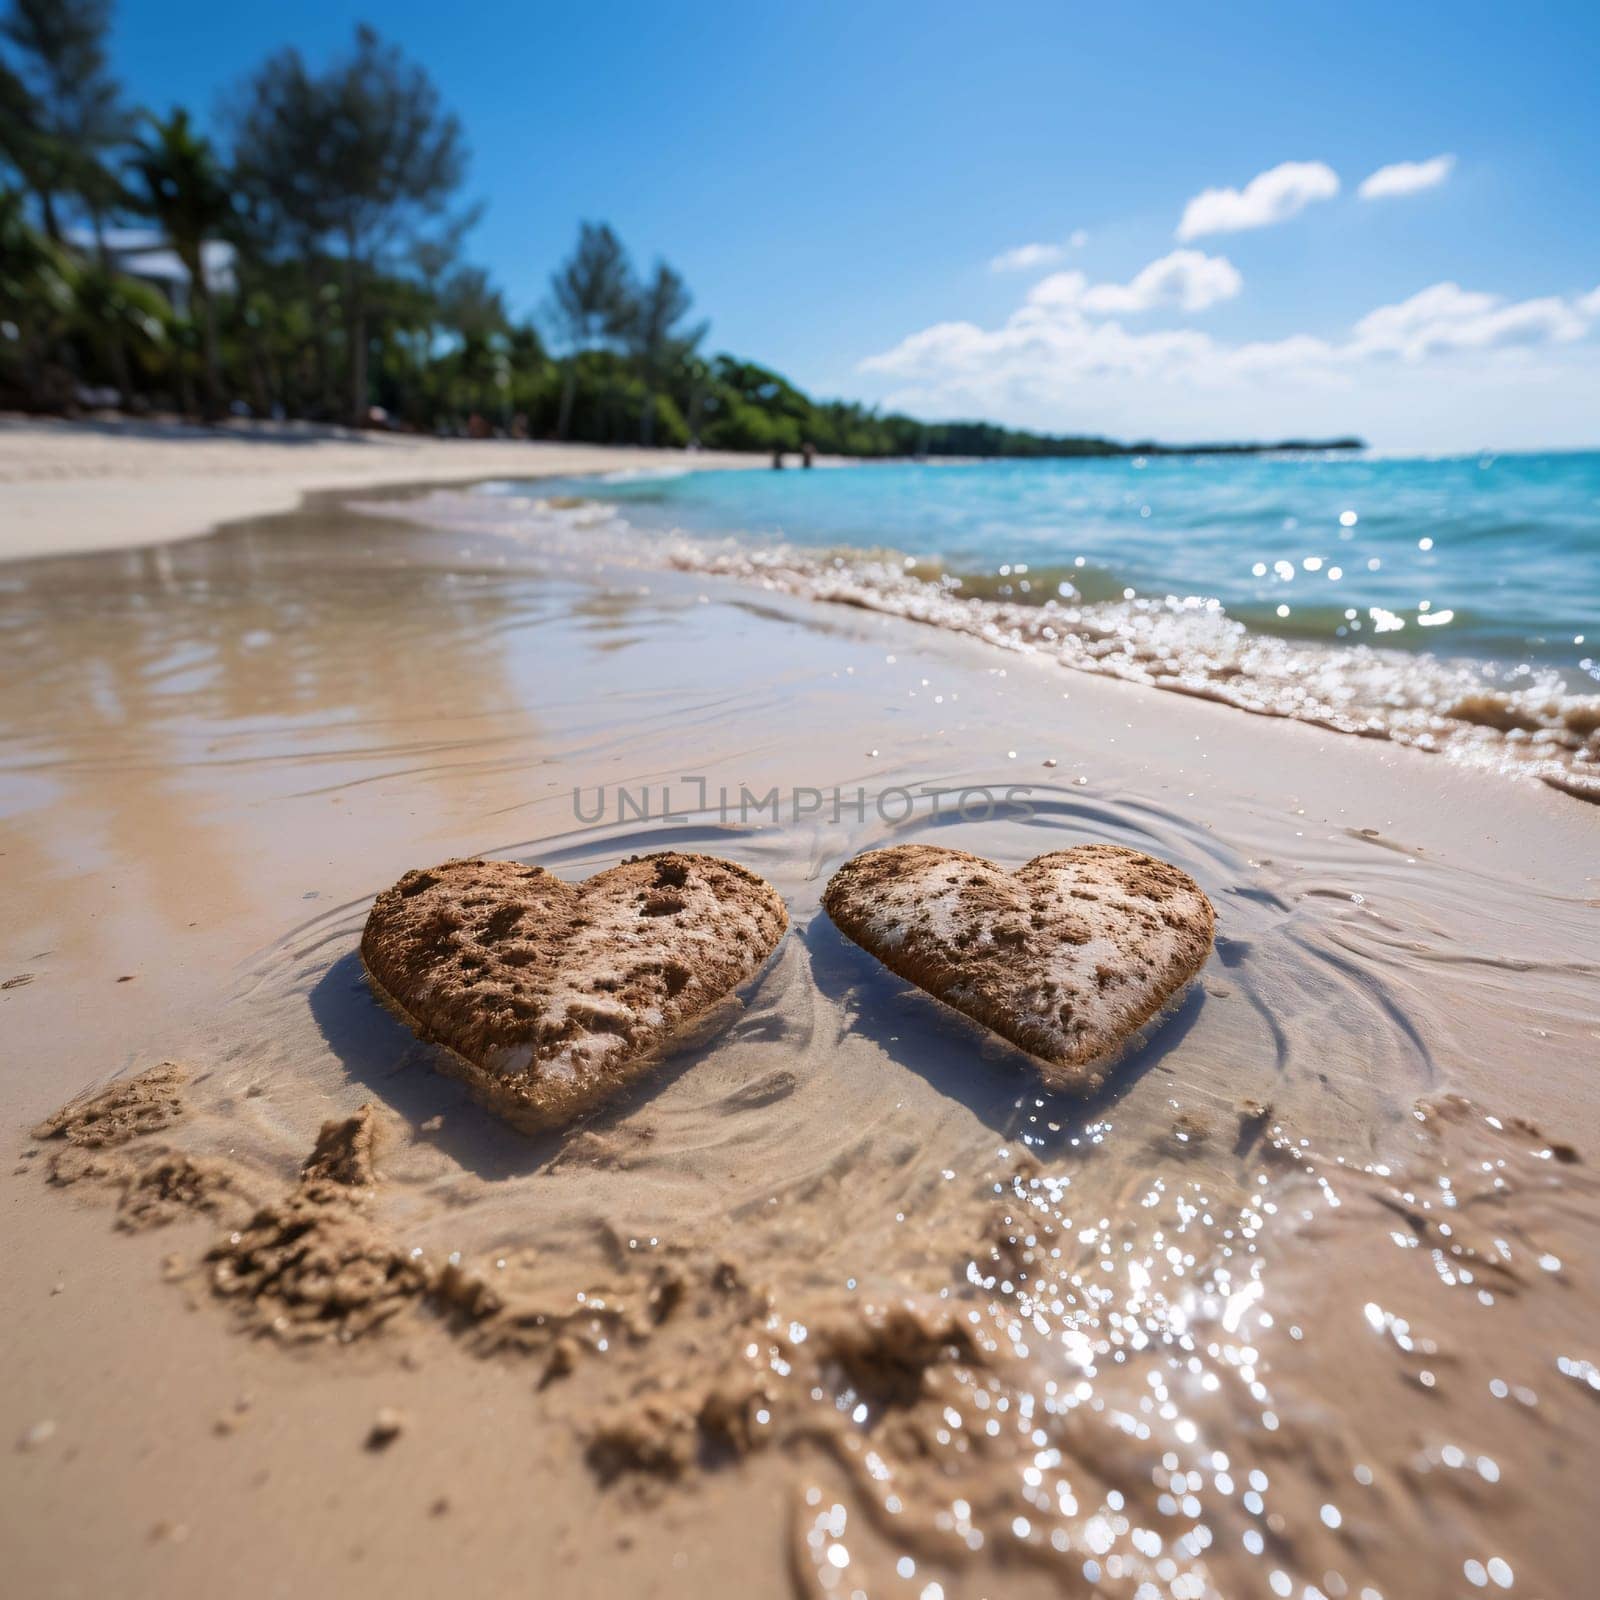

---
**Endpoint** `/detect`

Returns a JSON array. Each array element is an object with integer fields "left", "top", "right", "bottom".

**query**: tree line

[{"left": 0, "top": 4, "right": 1361, "bottom": 457}]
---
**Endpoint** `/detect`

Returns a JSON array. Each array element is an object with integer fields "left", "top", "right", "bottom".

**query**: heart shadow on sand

[
  {"left": 308, "top": 944, "right": 800, "bottom": 1180},
  {"left": 308, "top": 949, "right": 563, "bottom": 1178},
  {"left": 307, "top": 900, "right": 1208, "bottom": 1178},
  {"left": 803, "top": 909, "right": 1208, "bottom": 1151}
]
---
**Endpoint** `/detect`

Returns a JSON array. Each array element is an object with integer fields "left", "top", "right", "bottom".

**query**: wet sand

[
  {"left": 2, "top": 482, "right": 1596, "bottom": 1600},
  {"left": 383, "top": 486, "right": 1600, "bottom": 804}
]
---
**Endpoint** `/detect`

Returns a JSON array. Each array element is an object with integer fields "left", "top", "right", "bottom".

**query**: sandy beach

[
  {"left": 0, "top": 418, "right": 778, "bottom": 562},
  {"left": 2, "top": 438, "right": 1596, "bottom": 1600}
]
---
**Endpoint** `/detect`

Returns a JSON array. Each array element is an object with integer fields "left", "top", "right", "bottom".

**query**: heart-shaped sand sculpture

[
  {"left": 822, "top": 843, "right": 1214, "bottom": 1092},
  {"left": 361, "top": 853, "right": 787, "bottom": 1131}
]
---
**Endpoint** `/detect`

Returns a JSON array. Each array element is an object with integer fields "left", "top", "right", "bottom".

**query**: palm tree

[
  {"left": 0, "top": 188, "right": 73, "bottom": 406},
  {"left": 545, "top": 221, "right": 631, "bottom": 441},
  {"left": 4, "top": 0, "right": 136, "bottom": 396},
  {"left": 127, "top": 108, "right": 230, "bottom": 413},
  {"left": 229, "top": 26, "right": 467, "bottom": 427},
  {"left": 68, "top": 256, "right": 170, "bottom": 402},
  {"left": 405, "top": 202, "right": 482, "bottom": 374},
  {"left": 616, "top": 260, "right": 706, "bottom": 446},
  {"left": 1, "top": 0, "right": 129, "bottom": 243},
  {"left": 439, "top": 264, "right": 509, "bottom": 423}
]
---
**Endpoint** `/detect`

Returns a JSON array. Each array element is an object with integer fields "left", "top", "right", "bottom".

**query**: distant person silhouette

[
  {"left": 802, "top": 440, "right": 816, "bottom": 469},
  {"left": 771, "top": 446, "right": 785, "bottom": 469}
]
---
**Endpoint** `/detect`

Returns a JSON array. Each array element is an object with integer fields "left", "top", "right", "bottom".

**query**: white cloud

[
  {"left": 1176, "top": 161, "right": 1340, "bottom": 241},
  {"left": 859, "top": 311, "right": 1214, "bottom": 390},
  {"left": 1357, "top": 154, "right": 1456, "bottom": 200},
  {"left": 1020, "top": 270, "right": 1087, "bottom": 309},
  {"left": 989, "top": 242, "right": 1065, "bottom": 273},
  {"left": 857, "top": 277, "right": 1598, "bottom": 446},
  {"left": 1349, "top": 282, "right": 1586, "bottom": 360},
  {"left": 989, "top": 232, "right": 1088, "bottom": 273},
  {"left": 1016, "top": 251, "right": 1241, "bottom": 320}
]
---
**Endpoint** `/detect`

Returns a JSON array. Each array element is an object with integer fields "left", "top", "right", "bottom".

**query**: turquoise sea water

[{"left": 549, "top": 452, "right": 1600, "bottom": 684}]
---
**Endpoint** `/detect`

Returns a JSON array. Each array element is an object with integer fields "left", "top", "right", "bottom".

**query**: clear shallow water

[{"left": 526, "top": 452, "right": 1600, "bottom": 681}]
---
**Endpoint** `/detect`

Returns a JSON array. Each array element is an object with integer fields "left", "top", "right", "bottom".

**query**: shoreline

[
  {"left": 15, "top": 417, "right": 1597, "bottom": 572},
  {"left": 0, "top": 417, "right": 792, "bottom": 563},
  {"left": 371, "top": 480, "right": 1600, "bottom": 806}
]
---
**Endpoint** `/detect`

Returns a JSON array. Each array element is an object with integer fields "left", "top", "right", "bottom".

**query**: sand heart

[
  {"left": 822, "top": 843, "right": 1214, "bottom": 1091},
  {"left": 361, "top": 853, "right": 787, "bottom": 1131}
]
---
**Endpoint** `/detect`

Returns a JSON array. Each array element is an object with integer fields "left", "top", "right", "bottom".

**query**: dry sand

[
  {"left": 1, "top": 442, "right": 1596, "bottom": 1600},
  {"left": 0, "top": 416, "right": 774, "bottom": 562}
]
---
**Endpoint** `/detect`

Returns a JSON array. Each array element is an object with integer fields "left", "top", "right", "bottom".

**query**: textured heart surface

[
  {"left": 361, "top": 853, "right": 787, "bottom": 1131},
  {"left": 822, "top": 843, "right": 1215, "bottom": 1091}
]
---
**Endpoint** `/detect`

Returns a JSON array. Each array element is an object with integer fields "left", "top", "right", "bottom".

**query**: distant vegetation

[{"left": 0, "top": 5, "right": 1362, "bottom": 458}]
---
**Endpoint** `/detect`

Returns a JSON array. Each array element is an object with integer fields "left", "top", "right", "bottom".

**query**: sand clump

[
  {"left": 365, "top": 1407, "right": 407, "bottom": 1449},
  {"left": 823, "top": 843, "right": 1215, "bottom": 1091},
  {"left": 582, "top": 1291, "right": 991, "bottom": 1497},
  {"left": 360, "top": 853, "right": 788, "bottom": 1132},
  {"left": 114, "top": 1152, "right": 253, "bottom": 1231},
  {"left": 208, "top": 1108, "right": 431, "bottom": 1342},
  {"left": 28, "top": 1073, "right": 427, "bottom": 1342},
  {"left": 25, "top": 1069, "right": 790, "bottom": 1367},
  {"left": 26, "top": 1075, "right": 774, "bottom": 1363},
  {"left": 29, "top": 1063, "right": 256, "bottom": 1229},
  {"left": 31, "top": 1061, "right": 186, "bottom": 1149}
]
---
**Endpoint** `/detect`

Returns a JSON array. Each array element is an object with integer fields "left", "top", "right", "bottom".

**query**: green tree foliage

[
  {"left": 1, "top": 0, "right": 131, "bottom": 240},
  {"left": 614, "top": 260, "right": 706, "bottom": 446},
  {"left": 545, "top": 221, "right": 632, "bottom": 440},
  {"left": 2, "top": 0, "right": 139, "bottom": 393},
  {"left": 0, "top": 187, "right": 73, "bottom": 404},
  {"left": 67, "top": 254, "right": 169, "bottom": 389},
  {"left": 229, "top": 24, "right": 466, "bottom": 423},
  {"left": 126, "top": 107, "right": 229, "bottom": 410}
]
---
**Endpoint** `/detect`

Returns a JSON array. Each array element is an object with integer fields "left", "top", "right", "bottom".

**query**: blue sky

[{"left": 111, "top": 0, "right": 1598, "bottom": 448}]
